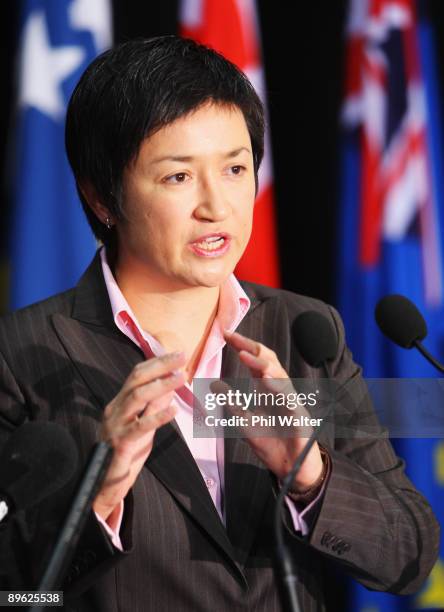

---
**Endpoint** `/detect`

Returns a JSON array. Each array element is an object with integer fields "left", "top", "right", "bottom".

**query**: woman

[{"left": 0, "top": 36, "right": 439, "bottom": 611}]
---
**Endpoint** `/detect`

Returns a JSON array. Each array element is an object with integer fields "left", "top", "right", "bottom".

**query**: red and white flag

[
  {"left": 180, "top": 0, "right": 281, "bottom": 287},
  {"left": 342, "top": 0, "right": 442, "bottom": 304}
]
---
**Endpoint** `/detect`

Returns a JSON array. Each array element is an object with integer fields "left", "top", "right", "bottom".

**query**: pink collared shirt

[{"left": 96, "top": 246, "right": 323, "bottom": 547}]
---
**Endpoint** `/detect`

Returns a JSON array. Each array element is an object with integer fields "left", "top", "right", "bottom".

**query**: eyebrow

[{"left": 151, "top": 147, "right": 252, "bottom": 165}]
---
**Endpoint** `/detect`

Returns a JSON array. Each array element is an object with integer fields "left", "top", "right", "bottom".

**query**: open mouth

[
  {"left": 193, "top": 236, "right": 226, "bottom": 251},
  {"left": 189, "top": 235, "right": 231, "bottom": 257}
]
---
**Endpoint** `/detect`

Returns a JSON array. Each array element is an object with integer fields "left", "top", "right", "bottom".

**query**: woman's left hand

[{"left": 222, "top": 329, "right": 323, "bottom": 491}]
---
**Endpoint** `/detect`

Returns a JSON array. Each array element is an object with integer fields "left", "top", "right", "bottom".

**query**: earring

[{"left": 104, "top": 217, "right": 113, "bottom": 230}]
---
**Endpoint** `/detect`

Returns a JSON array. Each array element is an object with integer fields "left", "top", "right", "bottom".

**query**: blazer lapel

[
  {"left": 222, "top": 290, "right": 292, "bottom": 567},
  {"left": 145, "top": 421, "right": 245, "bottom": 581},
  {"left": 51, "top": 252, "right": 145, "bottom": 411},
  {"left": 52, "top": 313, "right": 144, "bottom": 410}
]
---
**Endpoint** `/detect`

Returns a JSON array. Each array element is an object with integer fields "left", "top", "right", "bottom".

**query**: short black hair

[{"left": 65, "top": 35, "right": 265, "bottom": 250}]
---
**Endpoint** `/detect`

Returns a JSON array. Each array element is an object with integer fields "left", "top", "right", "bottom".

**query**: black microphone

[
  {"left": 293, "top": 311, "right": 338, "bottom": 369},
  {"left": 375, "top": 294, "right": 444, "bottom": 374},
  {"left": 0, "top": 422, "right": 78, "bottom": 524},
  {"left": 33, "top": 440, "right": 113, "bottom": 597},
  {"left": 274, "top": 311, "right": 338, "bottom": 612}
]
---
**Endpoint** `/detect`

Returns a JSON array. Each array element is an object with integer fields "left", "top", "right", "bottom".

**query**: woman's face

[{"left": 115, "top": 102, "right": 256, "bottom": 290}]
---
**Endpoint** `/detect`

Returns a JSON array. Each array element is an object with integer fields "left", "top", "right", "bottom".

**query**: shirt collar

[{"left": 99, "top": 246, "right": 251, "bottom": 347}]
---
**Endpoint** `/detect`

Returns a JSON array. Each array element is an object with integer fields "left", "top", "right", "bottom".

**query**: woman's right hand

[{"left": 93, "top": 351, "right": 186, "bottom": 522}]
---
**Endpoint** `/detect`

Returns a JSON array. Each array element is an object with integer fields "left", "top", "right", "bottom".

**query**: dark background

[{"left": 1, "top": 2, "right": 444, "bottom": 607}]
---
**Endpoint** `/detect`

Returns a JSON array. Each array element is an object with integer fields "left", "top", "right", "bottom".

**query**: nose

[{"left": 193, "top": 175, "right": 230, "bottom": 222}]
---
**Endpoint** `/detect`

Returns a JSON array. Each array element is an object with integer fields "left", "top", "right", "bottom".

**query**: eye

[
  {"left": 228, "top": 165, "right": 246, "bottom": 175},
  {"left": 164, "top": 172, "right": 189, "bottom": 184}
]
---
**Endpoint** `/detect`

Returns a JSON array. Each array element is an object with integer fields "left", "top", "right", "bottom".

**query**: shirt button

[{"left": 205, "top": 477, "right": 215, "bottom": 488}]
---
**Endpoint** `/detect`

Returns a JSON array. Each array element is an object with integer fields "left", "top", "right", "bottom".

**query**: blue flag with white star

[{"left": 10, "top": 0, "right": 112, "bottom": 310}]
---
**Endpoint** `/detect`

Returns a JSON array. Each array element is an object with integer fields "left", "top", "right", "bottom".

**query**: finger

[
  {"left": 112, "top": 402, "right": 178, "bottom": 443},
  {"left": 121, "top": 351, "right": 187, "bottom": 396},
  {"left": 220, "top": 350, "right": 294, "bottom": 402},
  {"left": 238, "top": 350, "right": 272, "bottom": 378},
  {"left": 137, "top": 390, "right": 175, "bottom": 417},
  {"left": 238, "top": 350, "right": 289, "bottom": 382},
  {"left": 223, "top": 330, "right": 261, "bottom": 355},
  {"left": 209, "top": 380, "right": 231, "bottom": 394},
  {"left": 132, "top": 402, "right": 178, "bottom": 436},
  {"left": 223, "top": 330, "right": 279, "bottom": 364},
  {"left": 108, "top": 371, "right": 185, "bottom": 425},
  {"left": 208, "top": 380, "right": 259, "bottom": 438},
  {"left": 225, "top": 332, "right": 290, "bottom": 392},
  {"left": 105, "top": 351, "right": 185, "bottom": 421},
  {"left": 241, "top": 358, "right": 295, "bottom": 398},
  {"left": 209, "top": 380, "right": 246, "bottom": 419}
]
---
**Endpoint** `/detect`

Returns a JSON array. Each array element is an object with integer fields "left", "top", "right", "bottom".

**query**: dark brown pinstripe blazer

[{"left": 0, "top": 251, "right": 440, "bottom": 611}]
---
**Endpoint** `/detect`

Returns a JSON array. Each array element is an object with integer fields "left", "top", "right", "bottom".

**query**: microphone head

[
  {"left": 292, "top": 311, "right": 338, "bottom": 367},
  {"left": 375, "top": 294, "right": 427, "bottom": 349},
  {"left": 0, "top": 421, "right": 78, "bottom": 514}
]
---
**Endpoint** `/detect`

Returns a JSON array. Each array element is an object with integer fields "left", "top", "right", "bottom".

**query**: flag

[
  {"left": 10, "top": 0, "right": 112, "bottom": 310},
  {"left": 338, "top": 0, "right": 444, "bottom": 609},
  {"left": 179, "top": 0, "right": 281, "bottom": 288}
]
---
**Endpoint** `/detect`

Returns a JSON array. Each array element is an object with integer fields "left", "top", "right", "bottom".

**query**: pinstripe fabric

[{"left": 0, "top": 251, "right": 440, "bottom": 611}]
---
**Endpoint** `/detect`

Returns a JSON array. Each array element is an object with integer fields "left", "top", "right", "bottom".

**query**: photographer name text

[{"left": 203, "top": 415, "right": 323, "bottom": 427}]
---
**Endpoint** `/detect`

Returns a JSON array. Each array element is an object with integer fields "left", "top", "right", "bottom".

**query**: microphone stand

[
  {"left": 413, "top": 340, "right": 444, "bottom": 374},
  {"left": 274, "top": 363, "right": 339, "bottom": 612},
  {"left": 29, "top": 441, "right": 113, "bottom": 612}
]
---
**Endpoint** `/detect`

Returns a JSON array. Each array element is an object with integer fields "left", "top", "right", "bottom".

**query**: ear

[{"left": 79, "top": 181, "right": 114, "bottom": 225}]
